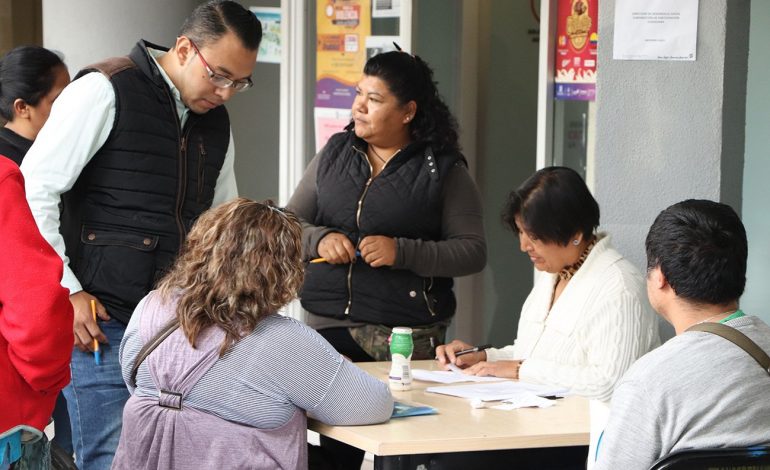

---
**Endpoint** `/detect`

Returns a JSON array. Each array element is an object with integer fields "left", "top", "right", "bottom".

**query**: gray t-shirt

[{"left": 594, "top": 315, "right": 770, "bottom": 469}]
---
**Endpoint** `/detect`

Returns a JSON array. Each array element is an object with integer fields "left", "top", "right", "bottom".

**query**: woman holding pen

[
  {"left": 436, "top": 167, "right": 660, "bottom": 466},
  {"left": 288, "top": 48, "right": 486, "bottom": 470},
  {"left": 287, "top": 49, "right": 486, "bottom": 363}
]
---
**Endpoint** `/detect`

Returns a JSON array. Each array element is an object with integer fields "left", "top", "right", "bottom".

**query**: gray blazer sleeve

[{"left": 392, "top": 163, "right": 487, "bottom": 277}]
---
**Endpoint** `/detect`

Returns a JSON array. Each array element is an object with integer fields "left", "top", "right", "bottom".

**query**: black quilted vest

[
  {"left": 300, "top": 131, "right": 460, "bottom": 326},
  {"left": 64, "top": 40, "right": 230, "bottom": 324}
]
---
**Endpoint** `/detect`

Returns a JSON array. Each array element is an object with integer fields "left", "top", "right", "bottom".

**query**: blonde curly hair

[{"left": 157, "top": 197, "right": 304, "bottom": 355}]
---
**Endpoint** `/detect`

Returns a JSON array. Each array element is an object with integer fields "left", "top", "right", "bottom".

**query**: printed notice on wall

[
  {"left": 372, "top": 0, "right": 401, "bottom": 18},
  {"left": 250, "top": 7, "right": 281, "bottom": 64},
  {"left": 613, "top": 0, "right": 698, "bottom": 61}
]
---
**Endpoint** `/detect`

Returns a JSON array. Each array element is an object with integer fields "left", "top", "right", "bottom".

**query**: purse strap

[
  {"left": 687, "top": 322, "right": 770, "bottom": 375},
  {"left": 129, "top": 318, "right": 181, "bottom": 388}
]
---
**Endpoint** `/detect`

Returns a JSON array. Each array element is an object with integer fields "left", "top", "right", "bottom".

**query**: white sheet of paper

[
  {"left": 494, "top": 393, "right": 556, "bottom": 410},
  {"left": 412, "top": 367, "right": 504, "bottom": 384},
  {"left": 372, "top": 0, "right": 401, "bottom": 18},
  {"left": 426, "top": 381, "right": 569, "bottom": 401},
  {"left": 613, "top": 0, "right": 698, "bottom": 61}
]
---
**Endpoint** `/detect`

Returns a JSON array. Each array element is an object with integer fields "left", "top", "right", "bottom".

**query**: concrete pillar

[{"left": 594, "top": 0, "right": 750, "bottom": 272}]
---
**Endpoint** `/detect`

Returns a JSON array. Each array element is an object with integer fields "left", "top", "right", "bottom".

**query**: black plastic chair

[{"left": 649, "top": 446, "right": 770, "bottom": 470}]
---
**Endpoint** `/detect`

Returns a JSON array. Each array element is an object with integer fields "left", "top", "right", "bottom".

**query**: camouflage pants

[{"left": 348, "top": 322, "right": 449, "bottom": 361}]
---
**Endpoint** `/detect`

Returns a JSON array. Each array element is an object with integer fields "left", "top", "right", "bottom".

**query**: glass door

[{"left": 537, "top": 0, "right": 598, "bottom": 186}]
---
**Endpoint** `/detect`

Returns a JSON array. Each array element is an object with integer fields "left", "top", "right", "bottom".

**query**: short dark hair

[
  {"left": 0, "top": 46, "right": 65, "bottom": 121},
  {"left": 502, "top": 166, "right": 600, "bottom": 245},
  {"left": 645, "top": 199, "right": 747, "bottom": 305},
  {"left": 357, "top": 50, "right": 460, "bottom": 154},
  {"left": 180, "top": 0, "right": 262, "bottom": 50}
]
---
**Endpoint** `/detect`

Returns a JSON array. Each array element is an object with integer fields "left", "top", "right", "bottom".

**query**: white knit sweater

[{"left": 485, "top": 235, "right": 660, "bottom": 463}]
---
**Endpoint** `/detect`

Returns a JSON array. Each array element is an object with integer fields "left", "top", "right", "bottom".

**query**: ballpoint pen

[
  {"left": 454, "top": 343, "right": 493, "bottom": 357},
  {"left": 91, "top": 299, "right": 101, "bottom": 365}
]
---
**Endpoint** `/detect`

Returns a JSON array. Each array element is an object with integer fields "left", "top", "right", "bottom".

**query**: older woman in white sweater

[{"left": 436, "top": 166, "right": 660, "bottom": 465}]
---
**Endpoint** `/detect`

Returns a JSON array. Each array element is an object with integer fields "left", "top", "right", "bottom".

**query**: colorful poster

[
  {"left": 250, "top": 7, "right": 281, "bottom": 64},
  {"left": 554, "top": 0, "right": 598, "bottom": 101},
  {"left": 316, "top": 0, "right": 371, "bottom": 109}
]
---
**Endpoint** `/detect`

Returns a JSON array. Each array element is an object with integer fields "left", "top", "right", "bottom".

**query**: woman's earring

[{"left": 573, "top": 239, "right": 580, "bottom": 245}]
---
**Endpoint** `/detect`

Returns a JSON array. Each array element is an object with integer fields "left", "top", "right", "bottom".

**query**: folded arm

[{"left": 0, "top": 169, "right": 73, "bottom": 394}]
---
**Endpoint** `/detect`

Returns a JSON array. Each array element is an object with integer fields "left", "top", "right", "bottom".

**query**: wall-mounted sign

[
  {"left": 315, "top": 0, "right": 371, "bottom": 109},
  {"left": 250, "top": 7, "right": 281, "bottom": 64},
  {"left": 554, "top": 0, "right": 598, "bottom": 101},
  {"left": 613, "top": 0, "right": 698, "bottom": 61}
]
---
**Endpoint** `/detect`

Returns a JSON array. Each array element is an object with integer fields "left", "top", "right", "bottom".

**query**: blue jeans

[{"left": 62, "top": 320, "right": 128, "bottom": 470}]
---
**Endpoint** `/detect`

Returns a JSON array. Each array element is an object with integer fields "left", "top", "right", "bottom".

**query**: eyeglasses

[{"left": 189, "top": 39, "right": 253, "bottom": 92}]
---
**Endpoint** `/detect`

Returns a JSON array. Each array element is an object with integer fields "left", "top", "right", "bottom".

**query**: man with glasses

[{"left": 20, "top": 2, "right": 261, "bottom": 468}]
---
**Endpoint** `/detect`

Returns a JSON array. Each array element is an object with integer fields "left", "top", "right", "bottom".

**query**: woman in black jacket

[
  {"left": 290, "top": 47, "right": 487, "bottom": 470},
  {"left": 0, "top": 46, "right": 69, "bottom": 166},
  {"left": 289, "top": 50, "right": 486, "bottom": 364}
]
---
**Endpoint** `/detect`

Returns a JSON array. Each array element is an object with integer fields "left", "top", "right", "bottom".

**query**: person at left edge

[
  {"left": 0, "top": 44, "right": 73, "bottom": 468},
  {"left": 0, "top": 157, "right": 73, "bottom": 467},
  {"left": 20, "top": 2, "right": 262, "bottom": 468}
]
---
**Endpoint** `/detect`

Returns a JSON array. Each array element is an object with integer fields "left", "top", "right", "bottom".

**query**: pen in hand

[
  {"left": 91, "top": 299, "right": 101, "bottom": 365},
  {"left": 454, "top": 344, "right": 493, "bottom": 358},
  {"left": 310, "top": 250, "right": 361, "bottom": 264}
]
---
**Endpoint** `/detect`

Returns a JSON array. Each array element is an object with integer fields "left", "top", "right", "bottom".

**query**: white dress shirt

[{"left": 21, "top": 48, "right": 238, "bottom": 294}]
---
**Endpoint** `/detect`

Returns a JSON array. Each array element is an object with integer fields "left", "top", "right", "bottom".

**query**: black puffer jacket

[{"left": 300, "top": 131, "right": 462, "bottom": 327}]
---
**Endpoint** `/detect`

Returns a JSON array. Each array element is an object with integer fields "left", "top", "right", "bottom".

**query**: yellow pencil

[
  {"left": 309, "top": 251, "right": 361, "bottom": 264},
  {"left": 91, "top": 299, "right": 101, "bottom": 365}
]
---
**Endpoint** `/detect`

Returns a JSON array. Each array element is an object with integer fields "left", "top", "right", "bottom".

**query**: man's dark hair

[
  {"left": 645, "top": 199, "right": 747, "bottom": 305},
  {"left": 180, "top": 0, "right": 262, "bottom": 50},
  {"left": 502, "top": 166, "right": 600, "bottom": 245}
]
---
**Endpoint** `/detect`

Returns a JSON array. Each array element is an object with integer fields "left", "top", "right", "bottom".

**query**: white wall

[
  {"left": 741, "top": 2, "right": 770, "bottom": 324},
  {"left": 475, "top": 0, "right": 540, "bottom": 346},
  {"left": 42, "top": 0, "right": 198, "bottom": 74}
]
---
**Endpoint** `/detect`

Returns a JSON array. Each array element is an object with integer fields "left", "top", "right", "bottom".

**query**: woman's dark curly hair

[{"left": 358, "top": 50, "right": 460, "bottom": 154}]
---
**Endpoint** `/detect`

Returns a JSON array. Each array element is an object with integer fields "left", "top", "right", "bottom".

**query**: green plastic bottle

[{"left": 388, "top": 327, "right": 414, "bottom": 391}]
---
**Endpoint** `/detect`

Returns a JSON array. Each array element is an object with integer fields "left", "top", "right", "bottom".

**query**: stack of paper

[
  {"left": 425, "top": 381, "right": 569, "bottom": 401},
  {"left": 412, "top": 366, "right": 504, "bottom": 384}
]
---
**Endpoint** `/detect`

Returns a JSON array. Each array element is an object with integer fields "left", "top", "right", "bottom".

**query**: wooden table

[{"left": 309, "top": 360, "right": 590, "bottom": 469}]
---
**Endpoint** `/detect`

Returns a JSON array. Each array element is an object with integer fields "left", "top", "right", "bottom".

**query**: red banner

[{"left": 555, "top": 0, "right": 598, "bottom": 101}]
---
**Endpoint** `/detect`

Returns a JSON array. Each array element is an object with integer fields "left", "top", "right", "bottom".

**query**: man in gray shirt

[{"left": 595, "top": 199, "right": 770, "bottom": 469}]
